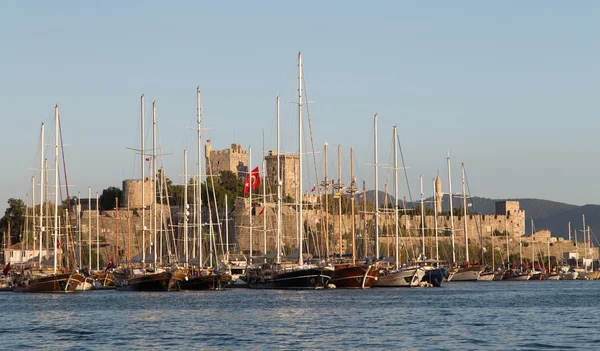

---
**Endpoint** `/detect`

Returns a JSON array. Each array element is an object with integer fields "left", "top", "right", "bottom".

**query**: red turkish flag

[
  {"left": 244, "top": 167, "right": 261, "bottom": 196},
  {"left": 258, "top": 207, "right": 265, "bottom": 216}
]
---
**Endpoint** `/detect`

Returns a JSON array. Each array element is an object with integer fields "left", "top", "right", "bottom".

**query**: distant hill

[{"left": 355, "top": 191, "right": 595, "bottom": 242}]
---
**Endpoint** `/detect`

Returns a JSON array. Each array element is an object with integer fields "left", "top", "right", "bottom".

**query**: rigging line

[
  {"left": 157, "top": 128, "right": 178, "bottom": 261},
  {"left": 301, "top": 66, "right": 322, "bottom": 200},
  {"left": 58, "top": 111, "right": 76, "bottom": 269},
  {"left": 396, "top": 132, "right": 413, "bottom": 204},
  {"left": 463, "top": 164, "right": 485, "bottom": 263}
]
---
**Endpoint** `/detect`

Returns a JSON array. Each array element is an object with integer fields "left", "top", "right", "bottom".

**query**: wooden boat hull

[
  {"left": 14, "top": 273, "right": 80, "bottom": 293},
  {"left": 331, "top": 264, "right": 378, "bottom": 289},
  {"left": 559, "top": 272, "right": 578, "bottom": 280},
  {"left": 478, "top": 272, "right": 495, "bottom": 281},
  {"left": 373, "top": 267, "right": 425, "bottom": 287},
  {"left": 180, "top": 273, "right": 232, "bottom": 290},
  {"left": 117, "top": 272, "right": 173, "bottom": 292}
]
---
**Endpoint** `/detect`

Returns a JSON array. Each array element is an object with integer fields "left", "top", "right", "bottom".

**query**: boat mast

[
  {"left": 88, "top": 186, "right": 91, "bottom": 269},
  {"left": 363, "top": 180, "right": 367, "bottom": 259},
  {"left": 447, "top": 153, "right": 456, "bottom": 265},
  {"left": 77, "top": 192, "right": 81, "bottom": 269},
  {"left": 197, "top": 86, "right": 203, "bottom": 268},
  {"left": 183, "top": 149, "right": 189, "bottom": 268},
  {"left": 140, "top": 94, "right": 146, "bottom": 267},
  {"left": 96, "top": 192, "right": 99, "bottom": 271},
  {"left": 225, "top": 194, "right": 229, "bottom": 262},
  {"left": 39, "top": 123, "right": 44, "bottom": 266},
  {"left": 153, "top": 101, "right": 157, "bottom": 270},
  {"left": 297, "top": 51, "right": 304, "bottom": 267},
  {"left": 420, "top": 175, "right": 425, "bottom": 257},
  {"left": 323, "top": 142, "right": 329, "bottom": 261},
  {"left": 276, "top": 96, "right": 281, "bottom": 264},
  {"left": 462, "top": 163, "right": 469, "bottom": 263},
  {"left": 393, "top": 126, "right": 399, "bottom": 269},
  {"left": 53, "top": 105, "right": 59, "bottom": 274},
  {"left": 337, "top": 145, "right": 342, "bottom": 261},
  {"left": 350, "top": 147, "right": 356, "bottom": 265},
  {"left": 433, "top": 177, "right": 439, "bottom": 260},
  {"left": 31, "top": 177, "right": 35, "bottom": 253},
  {"left": 249, "top": 146, "right": 253, "bottom": 262},
  {"left": 374, "top": 114, "right": 379, "bottom": 258},
  {"left": 262, "top": 129, "right": 267, "bottom": 257},
  {"left": 581, "top": 214, "right": 587, "bottom": 270}
]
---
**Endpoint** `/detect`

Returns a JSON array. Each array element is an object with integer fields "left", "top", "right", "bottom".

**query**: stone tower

[
  {"left": 265, "top": 151, "right": 300, "bottom": 201},
  {"left": 435, "top": 173, "right": 443, "bottom": 214},
  {"left": 122, "top": 179, "right": 154, "bottom": 209},
  {"left": 205, "top": 143, "right": 249, "bottom": 180}
]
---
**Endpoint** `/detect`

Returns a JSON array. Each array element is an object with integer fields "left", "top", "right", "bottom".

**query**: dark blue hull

[{"left": 422, "top": 268, "right": 445, "bottom": 287}]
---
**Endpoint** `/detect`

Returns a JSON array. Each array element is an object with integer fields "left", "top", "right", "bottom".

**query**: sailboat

[
  {"left": 118, "top": 97, "right": 180, "bottom": 292},
  {"left": 330, "top": 147, "right": 378, "bottom": 288},
  {"left": 247, "top": 53, "right": 333, "bottom": 289},
  {"left": 14, "top": 105, "right": 82, "bottom": 293},
  {"left": 373, "top": 125, "right": 425, "bottom": 288}
]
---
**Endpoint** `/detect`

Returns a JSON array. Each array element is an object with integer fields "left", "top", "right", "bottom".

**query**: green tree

[
  {"left": 99, "top": 187, "right": 123, "bottom": 211},
  {"left": 0, "top": 198, "right": 26, "bottom": 245}
]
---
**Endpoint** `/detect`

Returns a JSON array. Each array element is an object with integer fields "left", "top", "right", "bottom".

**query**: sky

[{"left": 1, "top": 1, "right": 599, "bottom": 207}]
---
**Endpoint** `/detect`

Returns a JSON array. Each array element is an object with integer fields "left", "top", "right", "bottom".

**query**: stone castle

[{"left": 205, "top": 143, "right": 248, "bottom": 180}]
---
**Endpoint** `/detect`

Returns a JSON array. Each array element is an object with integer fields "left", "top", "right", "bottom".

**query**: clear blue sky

[{"left": 1, "top": 1, "right": 599, "bottom": 207}]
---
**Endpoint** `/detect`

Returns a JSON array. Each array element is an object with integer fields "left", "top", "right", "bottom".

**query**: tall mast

[
  {"left": 77, "top": 192, "right": 81, "bottom": 268},
  {"left": 115, "top": 197, "right": 119, "bottom": 266},
  {"left": 337, "top": 145, "right": 342, "bottom": 260},
  {"left": 152, "top": 101, "right": 157, "bottom": 269},
  {"left": 88, "top": 186, "right": 91, "bottom": 269},
  {"left": 31, "top": 177, "right": 35, "bottom": 253},
  {"left": 183, "top": 149, "right": 189, "bottom": 267},
  {"left": 581, "top": 214, "right": 587, "bottom": 270},
  {"left": 276, "top": 96, "right": 281, "bottom": 264},
  {"left": 96, "top": 192, "right": 99, "bottom": 271},
  {"left": 393, "top": 126, "right": 399, "bottom": 269},
  {"left": 262, "top": 129, "right": 267, "bottom": 256},
  {"left": 297, "top": 51, "right": 304, "bottom": 267},
  {"left": 420, "top": 175, "right": 425, "bottom": 257},
  {"left": 323, "top": 142, "right": 329, "bottom": 261},
  {"left": 568, "top": 221, "right": 571, "bottom": 241},
  {"left": 360, "top": 181, "right": 365, "bottom": 259},
  {"left": 433, "top": 177, "right": 439, "bottom": 260},
  {"left": 53, "top": 105, "right": 59, "bottom": 274},
  {"left": 350, "top": 147, "right": 356, "bottom": 265},
  {"left": 197, "top": 86, "right": 203, "bottom": 268},
  {"left": 39, "top": 123, "right": 44, "bottom": 266},
  {"left": 447, "top": 153, "right": 456, "bottom": 265},
  {"left": 140, "top": 94, "right": 146, "bottom": 266},
  {"left": 249, "top": 146, "right": 253, "bottom": 262},
  {"left": 225, "top": 194, "right": 229, "bottom": 262},
  {"left": 374, "top": 114, "right": 379, "bottom": 258},
  {"left": 462, "top": 163, "right": 469, "bottom": 263}
]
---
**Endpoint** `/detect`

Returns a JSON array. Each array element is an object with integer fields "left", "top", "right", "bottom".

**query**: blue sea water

[{"left": 1, "top": 280, "right": 599, "bottom": 350}]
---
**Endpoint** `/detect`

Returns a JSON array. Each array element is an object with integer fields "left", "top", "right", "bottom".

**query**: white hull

[
  {"left": 452, "top": 268, "right": 482, "bottom": 282},
  {"left": 75, "top": 278, "right": 94, "bottom": 291},
  {"left": 578, "top": 271, "right": 600, "bottom": 280},
  {"left": 546, "top": 274, "right": 560, "bottom": 280},
  {"left": 477, "top": 272, "right": 495, "bottom": 281},
  {"left": 560, "top": 272, "right": 578, "bottom": 280},
  {"left": 373, "top": 267, "right": 425, "bottom": 287}
]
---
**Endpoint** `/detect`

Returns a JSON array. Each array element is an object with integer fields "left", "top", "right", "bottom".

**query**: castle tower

[
  {"left": 265, "top": 151, "right": 300, "bottom": 201},
  {"left": 435, "top": 173, "right": 443, "bottom": 214},
  {"left": 205, "top": 143, "right": 249, "bottom": 181}
]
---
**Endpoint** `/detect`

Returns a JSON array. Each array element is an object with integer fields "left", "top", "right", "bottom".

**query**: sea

[{"left": 1, "top": 280, "right": 599, "bottom": 350}]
